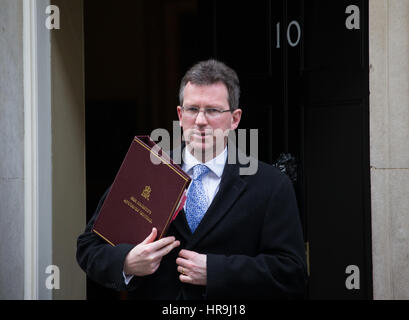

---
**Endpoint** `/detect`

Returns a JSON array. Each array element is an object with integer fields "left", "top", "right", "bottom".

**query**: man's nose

[{"left": 195, "top": 110, "right": 208, "bottom": 125}]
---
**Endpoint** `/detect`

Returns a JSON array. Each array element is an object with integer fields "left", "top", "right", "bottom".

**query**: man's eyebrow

[
  {"left": 205, "top": 104, "right": 225, "bottom": 109},
  {"left": 183, "top": 104, "right": 226, "bottom": 109}
]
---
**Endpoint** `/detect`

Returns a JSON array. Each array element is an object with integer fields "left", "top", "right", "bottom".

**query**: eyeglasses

[{"left": 181, "top": 106, "right": 233, "bottom": 119}]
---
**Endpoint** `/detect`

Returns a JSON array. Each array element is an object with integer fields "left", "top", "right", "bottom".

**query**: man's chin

[
  {"left": 187, "top": 142, "right": 211, "bottom": 154},
  {"left": 186, "top": 141, "right": 225, "bottom": 161}
]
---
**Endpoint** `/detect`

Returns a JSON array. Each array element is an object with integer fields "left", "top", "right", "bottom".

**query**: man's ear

[
  {"left": 177, "top": 106, "right": 183, "bottom": 126},
  {"left": 230, "top": 108, "right": 242, "bottom": 130}
]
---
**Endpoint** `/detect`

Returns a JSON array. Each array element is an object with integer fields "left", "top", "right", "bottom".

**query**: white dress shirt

[{"left": 182, "top": 146, "right": 227, "bottom": 210}]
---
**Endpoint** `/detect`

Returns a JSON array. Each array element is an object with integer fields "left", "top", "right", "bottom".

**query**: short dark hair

[{"left": 179, "top": 59, "right": 240, "bottom": 110}]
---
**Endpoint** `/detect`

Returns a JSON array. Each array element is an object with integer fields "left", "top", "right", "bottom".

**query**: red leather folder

[{"left": 92, "top": 136, "right": 190, "bottom": 246}]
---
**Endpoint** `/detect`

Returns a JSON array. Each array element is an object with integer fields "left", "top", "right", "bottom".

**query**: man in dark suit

[{"left": 76, "top": 59, "right": 307, "bottom": 299}]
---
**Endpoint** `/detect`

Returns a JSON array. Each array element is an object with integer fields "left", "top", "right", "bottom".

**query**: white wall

[
  {"left": 370, "top": 0, "right": 409, "bottom": 299},
  {"left": 0, "top": 0, "right": 25, "bottom": 300}
]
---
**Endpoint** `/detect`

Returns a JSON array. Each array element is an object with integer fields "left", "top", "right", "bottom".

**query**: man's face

[{"left": 177, "top": 81, "right": 242, "bottom": 160}]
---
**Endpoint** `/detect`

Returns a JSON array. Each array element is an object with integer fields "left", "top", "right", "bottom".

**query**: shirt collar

[{"left": 183, "top": 147, "right": 227, "bottom": 178}]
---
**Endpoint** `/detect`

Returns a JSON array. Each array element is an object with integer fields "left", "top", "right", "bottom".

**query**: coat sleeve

[
  {"left": 206, "top": 175, "right": 307, "bottom": 299},
  {"left": 76, "top": 188, "right": 142, "bottom": 292}
]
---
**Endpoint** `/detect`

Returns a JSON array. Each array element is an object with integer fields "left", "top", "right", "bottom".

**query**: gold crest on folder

[{"left": 141, "top": 186, "right": 152, "bottom": 200}]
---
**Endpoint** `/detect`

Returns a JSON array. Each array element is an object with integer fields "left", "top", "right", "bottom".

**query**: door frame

[
  {"left": 23, "top": 0, "right": 87, "bottom": 300},
  {"left": 23, "top": 0, "right": 53, "bottom": 300}
]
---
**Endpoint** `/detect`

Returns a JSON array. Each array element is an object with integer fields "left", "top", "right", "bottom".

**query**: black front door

[{"left": 207, "top": 0, "right": 372, "bottom": 299}]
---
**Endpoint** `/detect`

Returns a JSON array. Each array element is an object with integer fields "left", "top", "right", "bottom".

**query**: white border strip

[{"left": 23, "top": 0, "right": 39, "bottom": 300}]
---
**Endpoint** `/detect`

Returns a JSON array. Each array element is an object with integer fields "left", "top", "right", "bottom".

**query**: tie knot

[{"left": 192, "top": 164, "right": 209, "bottom": 180}]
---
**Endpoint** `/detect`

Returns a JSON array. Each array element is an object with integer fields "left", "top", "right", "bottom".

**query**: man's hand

[
  {"left": 176, "top": 249, "right": 207, "bottom": 286},
  {"left": 123, "top": 228, "right": 180, "bottom": 276}
]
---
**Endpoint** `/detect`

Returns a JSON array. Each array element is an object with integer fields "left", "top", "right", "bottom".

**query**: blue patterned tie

[{"left": 185, "top": 164, "right": 210, "bottom": 232}]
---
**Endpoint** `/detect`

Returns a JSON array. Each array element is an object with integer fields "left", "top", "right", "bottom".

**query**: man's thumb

[{"left": 142, "top": 227, "right": 157, "bottom": 244}]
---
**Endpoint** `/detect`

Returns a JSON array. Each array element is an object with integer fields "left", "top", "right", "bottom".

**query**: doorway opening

[{"left": 83, "top": 0, "right": 372, "bottom": 300}]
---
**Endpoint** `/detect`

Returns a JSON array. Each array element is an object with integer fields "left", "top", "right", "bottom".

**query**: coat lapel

[
  {"left": 185, "top": 161, "right": 246, "bottom": 250},
  {"left": 171, "top": 207, "right": 192, "bottom": 240}
]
